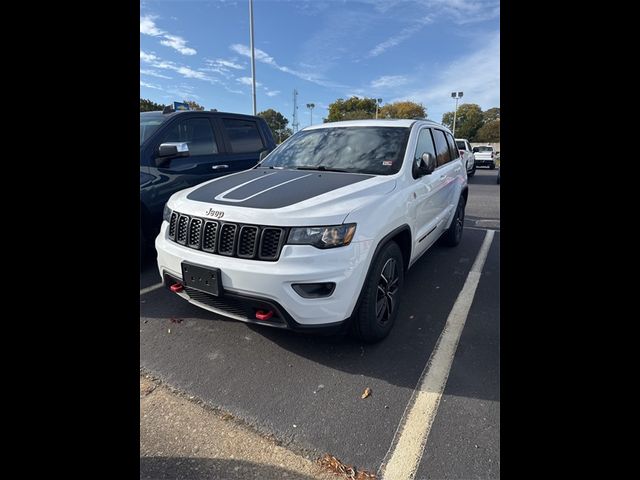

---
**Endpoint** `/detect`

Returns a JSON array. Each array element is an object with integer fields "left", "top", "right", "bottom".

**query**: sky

[{"left": 140, "top": 0, "right": 499, "bottom": 128}]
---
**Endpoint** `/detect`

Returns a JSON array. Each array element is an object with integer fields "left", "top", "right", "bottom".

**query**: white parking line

[
  {"left": 380, "top": 229, "right": 495, "bottom": 479},
  {"left": 140, "top": 283, "right": 164, "bottom": 296}
]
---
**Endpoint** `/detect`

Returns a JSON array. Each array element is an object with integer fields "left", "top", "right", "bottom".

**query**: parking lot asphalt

[{"left": 140, "top": 167, "right": 500, "bottom": 478}]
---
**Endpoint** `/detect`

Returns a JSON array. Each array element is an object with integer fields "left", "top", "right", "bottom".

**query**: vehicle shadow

[
  {"left": 140, "top": 456, "right": 323, "bottom": 480},
  {"left": 467, "top": 171, "right": 498, "bottom": 185},
  {"left": 140, "top": 228, "right": 499, "bottom": 402}
]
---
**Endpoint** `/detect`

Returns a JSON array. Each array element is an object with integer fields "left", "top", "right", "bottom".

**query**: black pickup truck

[{"left": 140, "top": 109, "right": 276, "bottom": 255}]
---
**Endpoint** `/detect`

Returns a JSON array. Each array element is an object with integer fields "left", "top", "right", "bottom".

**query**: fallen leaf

[
  {"left": 317, "top": 453, "right": 377, "bottom": 479},
  {"left": 361, "top": 387, "right": 372, "bottom": 399}
]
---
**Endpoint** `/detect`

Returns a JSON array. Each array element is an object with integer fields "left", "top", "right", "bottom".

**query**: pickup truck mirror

[
  {"left": 156, "top": 142, "right": 190, "bottom": 167},
  {"left": 158, "top": 142, "right": 189, "bottom": 158}
]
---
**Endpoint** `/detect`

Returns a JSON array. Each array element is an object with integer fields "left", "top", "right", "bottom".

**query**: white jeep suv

[{"left": 156, "top": 119, "right": 468, "bottom": 342}]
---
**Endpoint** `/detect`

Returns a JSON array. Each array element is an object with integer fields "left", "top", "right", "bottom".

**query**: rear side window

[
  {"left": 159, "top": 118, "right": 218, "bottom": 156},
  {"left": 432, "top": 129, "right": 452, "bottom": 167},
  {"left": 223, "top": 119, "right": 265, "bottom": 153},
  {"left": 445, "top": 133, "right": 460, "bottom": 160}
]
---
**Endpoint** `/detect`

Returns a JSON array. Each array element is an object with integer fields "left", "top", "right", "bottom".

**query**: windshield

[
  {"left": 140, "top": 112, "right": 167, "bottom": 146},
  {"left": 474, "top": 146, "right": 493, "bottom": 152},
  {"left": 260, "top": 127, "right": 410, "bottom": 175},
  {"left": 456, "top": 141, "right": 466, "bottom": 150}
]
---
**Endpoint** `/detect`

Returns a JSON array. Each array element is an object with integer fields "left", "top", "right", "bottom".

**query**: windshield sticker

[{"left": 382, "top": 160, "right": 393, "bottom": 166}]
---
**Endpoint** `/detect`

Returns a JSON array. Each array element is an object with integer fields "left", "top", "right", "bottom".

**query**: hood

[{"left": 170, "top": 167, "right": 397, "bottom": 226}]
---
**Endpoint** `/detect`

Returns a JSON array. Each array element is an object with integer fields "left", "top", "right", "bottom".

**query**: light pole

[
  {"left": 375, "top": 98, "right": 382, "bottom": 119},
  {"left": 451, "top": 91, "right": 463, "bottom": 136},
  {"left": 249, "top": 0, "right": 257, "bottom": 115},
  {"left": 306, "top": 103, "right": 315, "bottom": 126}
]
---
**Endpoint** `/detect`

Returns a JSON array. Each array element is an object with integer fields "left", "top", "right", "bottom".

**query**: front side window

[
  {"left": 159, "top": 118, "right": 218, "bottom": 156},
  {"left": 223, "top": 119, "right": 265, "bottom": 153},
  {"left": 260, "top": 127, "right": 410, "bottom": 175},
  {"left": 432, "top": 129, "right": 452, "bottom": 167},
  {"left": 455, "top": 140, "right": 466, "bottom": 150},
  {"left": 413, "top": 128, "right": 437, "bottom": 179}
]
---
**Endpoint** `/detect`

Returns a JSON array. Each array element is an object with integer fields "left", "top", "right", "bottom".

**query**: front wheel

[
  {"left": 351, "top": 241, "right": 404, "bottom": 343},
  {"left": 441, "top": 196, "right": 466, "bottom": 247},
  {"left": 489, "top": 163, "right": 495, "bottom": 170}
]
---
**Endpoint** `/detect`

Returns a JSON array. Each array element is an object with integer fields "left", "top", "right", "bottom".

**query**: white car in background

[
  {"left": 472, "top": 145, "right": 497, "bottom": 169},
  {"left": 455, "top": 138, "right": 475, "bottom": 177}
]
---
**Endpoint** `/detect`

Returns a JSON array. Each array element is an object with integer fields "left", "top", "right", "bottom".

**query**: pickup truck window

[
  {"left": 159, "top": 118, "right": 218, "bottom": 155},
  {"left": 223, "top": 119, "right": 265, "bottom": 153}
]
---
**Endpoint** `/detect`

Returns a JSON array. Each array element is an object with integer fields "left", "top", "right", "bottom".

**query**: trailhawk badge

[{"left": 204, "top": 208, "right": 224, "bottom": 219}]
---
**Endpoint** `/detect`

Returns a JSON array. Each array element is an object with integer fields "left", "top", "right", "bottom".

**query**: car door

[
  {"left": 146, "top": 115, "right": 226, "bottom": 223},
  {"left": 409, "top": 127, "right": 446, "bottom": 258},
  {"left": 215, "top": 117, "right": 270, "bottom": 174}
]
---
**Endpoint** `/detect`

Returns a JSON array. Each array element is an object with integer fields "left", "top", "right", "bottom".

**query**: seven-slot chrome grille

[{"left": 167, "top": 212, "right": 287, "bottom": 261}]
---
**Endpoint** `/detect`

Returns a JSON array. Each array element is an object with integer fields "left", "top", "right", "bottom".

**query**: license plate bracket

[{"left": 181, "top": 262, "right": 222, "bottom": 296}]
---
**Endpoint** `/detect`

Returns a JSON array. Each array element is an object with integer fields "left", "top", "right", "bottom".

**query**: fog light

[{"left": 292, "top": 282, "right": 336, "bottom": 298}]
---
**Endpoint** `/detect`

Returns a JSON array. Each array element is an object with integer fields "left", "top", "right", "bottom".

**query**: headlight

[
  {"left": 163, "top": 204, "right": 172, "bottom": 223},
  {"left": 287, "top": 224, "right": 356, "bottom": 249}
]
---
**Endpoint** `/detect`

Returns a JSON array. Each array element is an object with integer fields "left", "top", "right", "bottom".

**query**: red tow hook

[
  {"left": 170, "top": 283, "right": 184, "bottom": 293},
  {"left": 255, "top": 309, "right": 274, "bottom": 321}
]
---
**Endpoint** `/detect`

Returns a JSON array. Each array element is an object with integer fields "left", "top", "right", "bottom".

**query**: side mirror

[
  {"left": 156, "top": 142, "right": 189, "bottom": 167},
  {"left": 414, "top": 152, "right": 436, "bottom": 177},
  {"left": 158, "top": 142, "right": 189, "bottom": 158},
  {"left": 259, "top": 150, "right": 269, "bottom": 162}
]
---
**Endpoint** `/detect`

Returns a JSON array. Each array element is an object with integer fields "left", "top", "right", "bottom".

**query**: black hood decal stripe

[{"left": 187, "top": 168, "right": 374, "bottom": 209}]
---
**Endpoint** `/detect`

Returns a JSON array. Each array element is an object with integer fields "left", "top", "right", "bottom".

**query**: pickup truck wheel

[
  {"left": 442, "top": 196, "right": 466, "bottom": 247},
  {"left": 468, "top": 164, "right": 476, "bottom": 177},
  {"left": 489, "top": 163, "right": 495, "bottom": 170},
  {"left": 351, "top": 241, "right": 404, "bottom": 343}
]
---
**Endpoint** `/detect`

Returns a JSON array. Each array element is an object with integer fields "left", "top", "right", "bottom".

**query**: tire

[
  {"left": 468, "top": 164, "right": 476, "bottom": 177},
  {"left": 489, "top": 163, "right": 495, "bottom": 170},
  {"left": 351, "top": 241, "right": 404, "bottom": 343},
  {"left": 442, "top": 196, "right": 466, "bottom": 247}
]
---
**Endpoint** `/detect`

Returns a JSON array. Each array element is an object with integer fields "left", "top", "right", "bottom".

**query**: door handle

[
  {"left": 439, "top": 174, "right": 447, "bottom": 180},
  {"left": 212, "top": 164, "right": 229, "bottom": 170}
]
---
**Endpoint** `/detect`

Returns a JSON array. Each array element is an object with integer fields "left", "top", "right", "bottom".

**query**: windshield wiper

[{"left": 296, "top": 165, "right": 349, "bottom": 173}]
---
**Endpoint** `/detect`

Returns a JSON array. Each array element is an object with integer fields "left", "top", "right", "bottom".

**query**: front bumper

[{"left": 155, "top": 221, "right": 372, "bottom": 328}]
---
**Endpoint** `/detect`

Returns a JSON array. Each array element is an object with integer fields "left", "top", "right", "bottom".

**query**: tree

[
  {"left": 326, "top": 97, "right": 377, "bottom": 122},
  {"left": 441, "top": 103, "right": 484, "bottom": 140},
  {"left": 483, "top": 107, "right": 500, "bottom": 123},
  {"left": 185, "top": 100, "right": 205, "bottom": 111},
  {"left": 140, "top": 98, "right": 166, "bottom": 112},
  {"left": 379, "top": 101, "right": 426, "bottom": 119},
  {"left": 258, "top": 108, "right": 290, "bottom": 143},
  {"left": 475, "top": 119, "right": 500, "bottom": 142}
]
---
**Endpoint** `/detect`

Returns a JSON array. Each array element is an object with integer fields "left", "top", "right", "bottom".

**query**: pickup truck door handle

[
  {"left": 212, "top": 164, "right": 229, "bottom": 170},
  {"left": 439, "top": 174, "right": 447, "bottom": 180}
]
